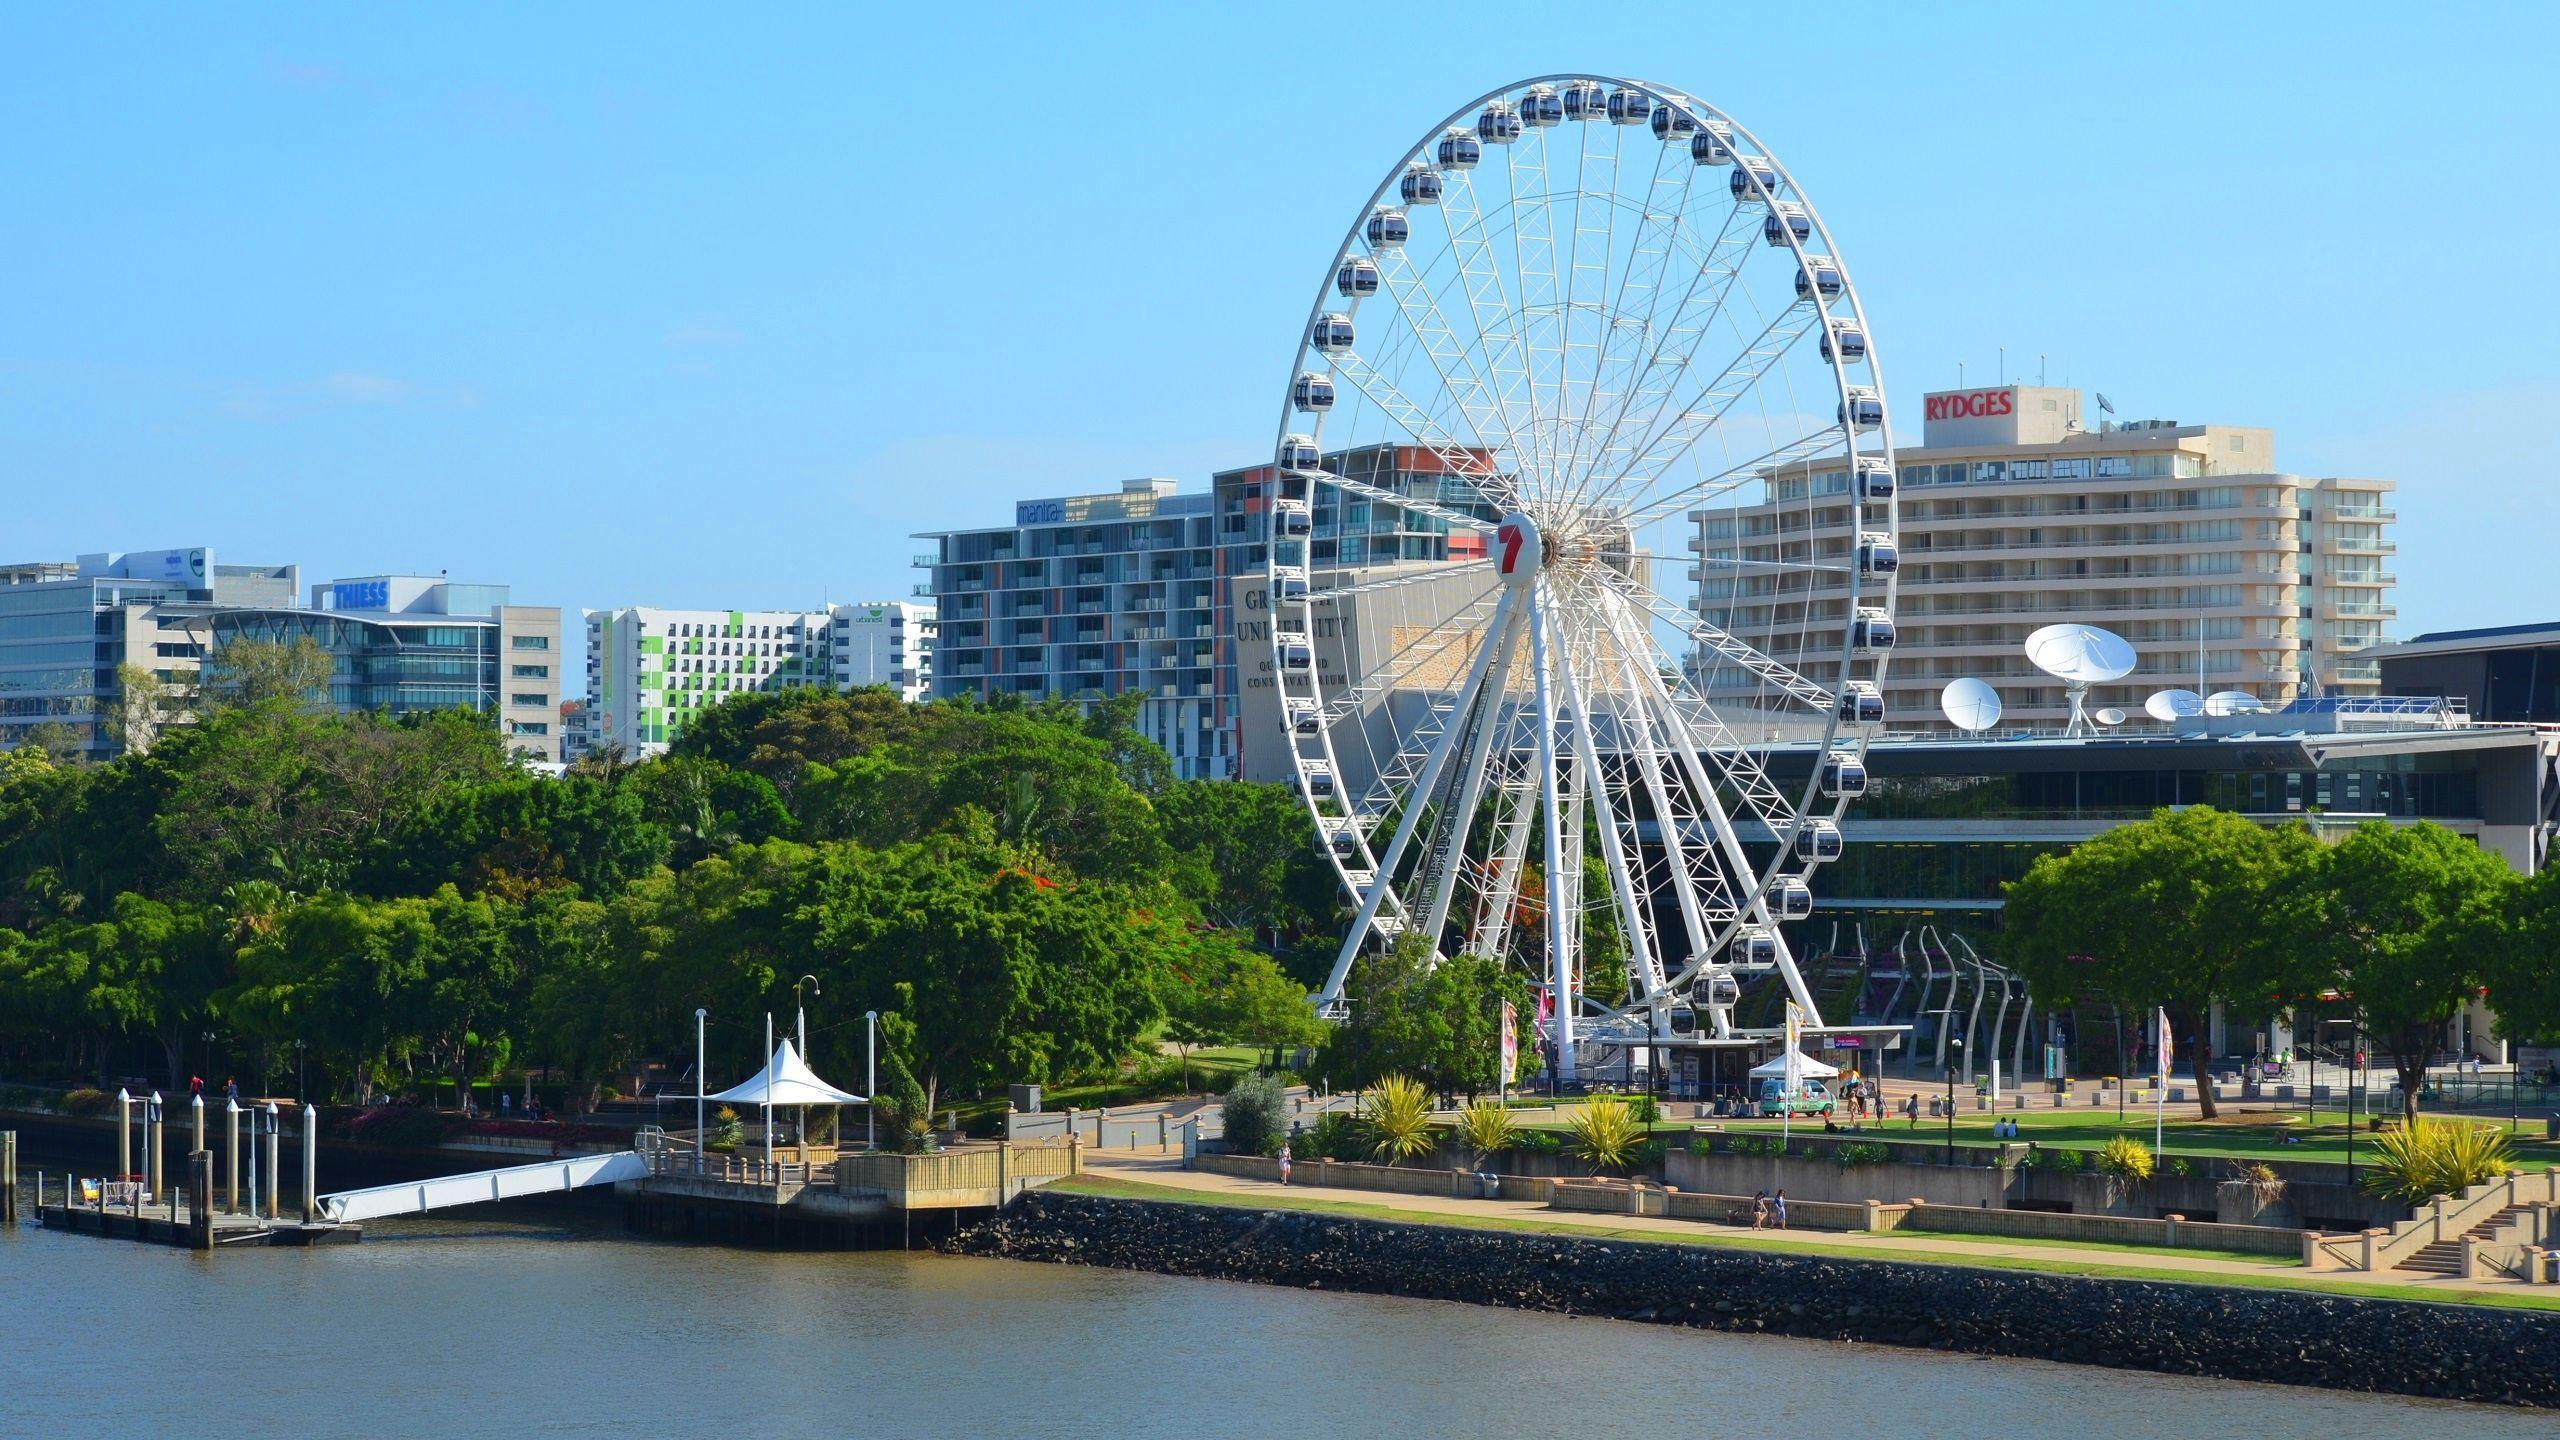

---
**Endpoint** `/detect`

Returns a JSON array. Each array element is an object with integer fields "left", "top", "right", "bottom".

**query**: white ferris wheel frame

[{"left": 1263, "top": 74, "right": 1900, "bottom": 1078}]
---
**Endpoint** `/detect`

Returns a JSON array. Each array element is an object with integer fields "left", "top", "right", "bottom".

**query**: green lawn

[
  {"left": 1049, "top": 1175, "right": 2560, "bottom": 1313},
  {"left": 1692, "top": 1104, "right": 2560, "bottom": 1170},
  {"left": 948, "top": 1046, "right": 1261, "bottom": 1134}
]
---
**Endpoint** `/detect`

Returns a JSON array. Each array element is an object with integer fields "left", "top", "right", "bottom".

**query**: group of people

[{"left": 1749, "top": 1188, "right": 1788, "bottom": 1230}]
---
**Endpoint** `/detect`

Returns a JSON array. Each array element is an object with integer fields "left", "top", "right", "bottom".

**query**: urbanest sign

[{"left": 1923, "top": 387, "right": 2015, "bottom": 421}]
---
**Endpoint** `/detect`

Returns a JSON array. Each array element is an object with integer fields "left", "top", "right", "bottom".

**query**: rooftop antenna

[
  {"left": 1998, "top": 346, "right": 2006, "bottom": 384},
  {"left": 2039, "top": 354, "right": 2047, "bottom": 387},
  {"left": 2095, "top": 390, "right": 2117, "bottom": 435},
  {"left": 1957, "top": 361, "right": 1965, "bottom": 388},
  {"left": 2024, "top": 624, "right": 2136, "bottom": 738}
]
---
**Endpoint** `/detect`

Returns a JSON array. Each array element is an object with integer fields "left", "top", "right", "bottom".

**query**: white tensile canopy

[
  {"left": 708, "top": 1039, "right": 866, "bottom": 1107},
  {"left": 1749, "top": 1049, "right": 1840, "bottom": 1080}
]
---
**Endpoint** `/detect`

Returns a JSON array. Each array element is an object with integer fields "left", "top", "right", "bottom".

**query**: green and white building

[{"left": 582, "top": 601, "right": 932, "bottom": 756}]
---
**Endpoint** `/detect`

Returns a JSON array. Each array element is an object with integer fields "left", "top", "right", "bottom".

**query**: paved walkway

[{"left": 1075, "top": 1149, "right": 2539, "bottom": 1302}]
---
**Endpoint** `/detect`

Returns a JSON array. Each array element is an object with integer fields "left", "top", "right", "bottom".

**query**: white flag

[{"left": 2156, "top": 1007, "right": 2173, "bottom": 1087}]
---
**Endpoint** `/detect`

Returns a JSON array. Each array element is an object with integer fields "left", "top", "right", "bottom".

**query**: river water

[{"left": 1, "top": 1186, "right": 2544, "bottom": 1437}]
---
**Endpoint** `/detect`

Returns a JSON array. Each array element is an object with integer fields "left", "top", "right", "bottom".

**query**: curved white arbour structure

[{"left": 1263, "top": 76, "right": 1899, "bottom": 1079}]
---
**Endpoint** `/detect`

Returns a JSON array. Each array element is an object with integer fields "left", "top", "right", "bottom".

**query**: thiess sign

[{"left": 1924, "top": 387, "right": 2015, "bottom": 421}]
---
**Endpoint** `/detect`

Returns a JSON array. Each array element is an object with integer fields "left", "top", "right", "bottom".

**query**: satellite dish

[
  {"left": 2024, "top": 624, "right": 2137, "bottom": 683},
  {"left": 2145, "top": 689, "right": 2205, "bottom": 723},
  {"left": 1940, "top": 677, "right": 2002, "bottom": 733},
  {"left": 2024, "top": 624, "right": 2136, "bottom": 736},
  {"left": 2094, "top": 707, "right": 2127, "bottom": 726},
  {"left": 2205, "top": 690, "right": 2261, "bottom": 716}
]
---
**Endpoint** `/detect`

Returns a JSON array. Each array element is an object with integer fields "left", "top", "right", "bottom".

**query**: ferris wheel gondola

[{"left": 1267, "top": 75, "right": 1898, "bottom": 1079}]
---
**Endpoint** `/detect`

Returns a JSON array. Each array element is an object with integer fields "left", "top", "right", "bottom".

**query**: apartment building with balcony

[
  {"left": 583, "top": 599, "right": 928, "bottom": 757},
  {"left": 1688, "top": 386, "right": 2396, "bottom": 732},
  {"left": 918, "top": 480, "right": 1230, "bottom": 780},
  {"left": 918, "top": 447, "right": 1491, "bottom": 782}
]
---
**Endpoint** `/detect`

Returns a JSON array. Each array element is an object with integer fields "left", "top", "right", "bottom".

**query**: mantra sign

[{"left": 1923, "top": 387, "right": 2015, "bottom": 421}]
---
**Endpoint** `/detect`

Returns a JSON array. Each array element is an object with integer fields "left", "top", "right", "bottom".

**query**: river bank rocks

[{"left": 950, "top": 1192, "right": 2560, "bottom": 1408}]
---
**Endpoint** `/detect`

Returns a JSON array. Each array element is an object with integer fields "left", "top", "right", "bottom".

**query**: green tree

[
  {"left": 2305, "top": 820, "right": 2516, "bottom": 1122},
  {"left": 1155, "top": 779, "right": 1337, "bottom": 941},
  {"left": 1160, "top": 930, "right": 1323, "bottom": 1082},
  {"left": 2489, "top": 862, "right": 2560, "bottom": 1057},
  {"left": 105, "top": 663, "right": 180, "bottom": 756},
  {"left": 2001, "top": 806, "right": 2323, "bottom": 1120},
  {"left": 370, "top": 772, "right": 671, "bottom": 901},
  {"left": 197, "top": 636, "right": 333, "bottom": 713}
]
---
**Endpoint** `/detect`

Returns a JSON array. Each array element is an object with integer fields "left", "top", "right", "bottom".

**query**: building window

[
  {"left": 511, "top": 635, "right": 550, "bottom": 650},
  {"left": 2095, "top": 457, "right": 2132, "bottom": 478},
  {"left": 511, "top": 664, "right": 549, "bottom": 678},
  {"left": 509, "top": 721, "right": 550, "bottom": 736},
  {"left": 511, "top": 692, "right": 547, "bottom": 707}
]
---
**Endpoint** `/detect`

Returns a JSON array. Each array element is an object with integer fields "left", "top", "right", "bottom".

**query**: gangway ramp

[{"left": 316, "top": 1150, "right": 645, "bottom": 1223}]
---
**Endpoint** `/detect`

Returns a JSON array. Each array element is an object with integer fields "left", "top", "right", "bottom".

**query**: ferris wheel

[{"left": 1264, "top": 75, "right": 1899, "bottom": 1079}]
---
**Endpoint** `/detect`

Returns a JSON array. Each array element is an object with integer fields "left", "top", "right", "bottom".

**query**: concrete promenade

[{"left": 1075, "top": 1148, "right": 2544, "bottom": 1303}]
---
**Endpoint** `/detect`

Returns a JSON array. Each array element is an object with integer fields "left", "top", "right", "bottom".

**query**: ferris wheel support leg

[
  {"left": 1420, "top": 610, "right": 1524, "bottom": 946},
  {"left": 1612, "top": 601, "right": 1825, "bottom": 1028},
  {"left": 1604, "top": 605, "right": 1719, "bottom": 998},
  {"left": 1315, "top": 588, "right": 1519, "bottom": 1010},
  {"left": 1527, "top": 585, "right": 1578, "bottom": 1083},
  {"left": 1556, "top": 626, "right": 1664, "bottom": 1005}
]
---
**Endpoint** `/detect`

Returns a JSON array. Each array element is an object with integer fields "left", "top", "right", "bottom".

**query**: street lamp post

[
  {"left": 2347, "top": 1017, "right": 2361, "bottom": 1185},
  {"left": 1935, "top": 1055, "right": 1955, "bottom": 1168},
  {"left": 794, "top": 976, "right": 820, "bottom": 1158},
  {"left": 865, "top": 1010, "right": 878, "bottom": 1152},
  {"left": 694, "top": 1007, "right": 708, "bottom": 1175}
]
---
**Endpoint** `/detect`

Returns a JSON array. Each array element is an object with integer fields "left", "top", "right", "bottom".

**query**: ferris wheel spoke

[
  {"left": 1564, "top": 192, "right": 1755, "bottom": 510},
  {"left": 1601, "top": 584, "right": 1802, "bottom": 837},
  {"left": 1595, "top": 301, "right": 1825, "bottom": 503},
  {"left": 1618, "top": 424, "right": 1854, "bottom": 533},
  {"left": 1506, "top": 127, "right": 1566, "bottom": 491},
  {"left": 1613, "top": 576, "right": 1832, "bottom": 711},
  {"left": 1622, "top": 641, "right": 1824, "bottom": 1024},
  {"left": 1554, "top": 125, "right": 1668, "bottom": 505},
  {"left": 1306, "top": 468, "right": 1497, "bottom": 536},
  {"left": 1327, "top": 349, "right": 1504, "bottom": 490},
  {"left": 1314, "top": 575, "right": 1506, "bottom": 723},
  {"left": 1439, "top": 166, "right": 1545, "bottom": 486},
  {"left": 1307, "top": 558, "right": 1496, "bottom": 605},
  {"left": 1367, "top": 242, "right": 1515, "bottom": 465}
]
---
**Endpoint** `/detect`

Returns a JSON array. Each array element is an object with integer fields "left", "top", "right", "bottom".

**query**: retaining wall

[{"left": 952, "top": 1191, "right": 2560, "bottom": 1408}]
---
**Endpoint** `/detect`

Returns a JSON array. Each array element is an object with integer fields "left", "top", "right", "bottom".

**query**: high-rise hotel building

[
  {"left": 1687, "top": 386, "right": 2397, "bottom": 732},
  {"left": 583, "top": 600, "right": 932, "bottom": 756}
]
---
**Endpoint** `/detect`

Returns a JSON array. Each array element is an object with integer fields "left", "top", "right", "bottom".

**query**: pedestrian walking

[
  {"left": 1903, "top": 1093, "right": 1919, "bottom": 1129},
  {"left": 1277, "top": 1142, "right": 1293, "bottom": 1187},
  {"left": 1750, "top": 1189, "right": 1769, "bottom": 1231},
  {"left": 1772, "top": 1190, "right": 1789, "bottom": 1230}
]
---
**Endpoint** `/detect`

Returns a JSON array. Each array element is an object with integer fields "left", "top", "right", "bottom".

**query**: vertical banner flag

[
  {"left": 2154, "top": 1005, "right": 2172, "bottom": 1154},
  {"left": 1500, "top": 1000, "right": 1518, "bottom": 1088},
  {"left": 1783, "top": 1000, "right": 1805, "bottom": 1141}
]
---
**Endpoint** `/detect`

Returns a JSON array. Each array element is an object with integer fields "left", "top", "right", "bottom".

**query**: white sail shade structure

[{"left": 707, "top": 1039, "right": 866, "bottom": 1107}]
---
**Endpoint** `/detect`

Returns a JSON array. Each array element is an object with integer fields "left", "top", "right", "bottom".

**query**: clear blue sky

[{"left": 8, "top": 4, "right": 2556, "bottom": 691}]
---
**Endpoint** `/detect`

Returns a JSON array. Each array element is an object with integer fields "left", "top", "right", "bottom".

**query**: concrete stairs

[{"left": 2396, "top": 1203, "right": 2534, "bottom": 1275}]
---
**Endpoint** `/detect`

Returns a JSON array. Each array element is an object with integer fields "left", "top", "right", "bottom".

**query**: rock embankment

[{"left": 951, "top": 1191, "right": 2560, "bottom": 1408}]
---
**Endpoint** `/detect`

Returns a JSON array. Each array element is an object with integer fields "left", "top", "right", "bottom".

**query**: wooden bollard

[{"left": 187, "top": 1151, "right": 213, "bottom": 1251}]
